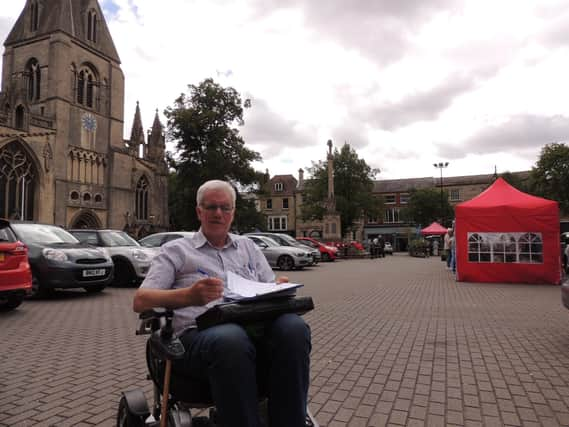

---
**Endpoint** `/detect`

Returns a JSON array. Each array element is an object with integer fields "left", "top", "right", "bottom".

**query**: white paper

[{"left": 226, "top": 271, "right": 302, "bottom": 300}]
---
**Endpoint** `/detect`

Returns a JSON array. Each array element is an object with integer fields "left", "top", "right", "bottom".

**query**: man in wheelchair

[{"left": 133, "top": 180, "right": 312, "bottom": 427}]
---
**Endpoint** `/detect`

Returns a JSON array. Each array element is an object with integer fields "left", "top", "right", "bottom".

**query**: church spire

[
  {"left": 128, "top": 101, "right": 145, "bottom": 156},
  {"left": 147, "top": 109, "right": 166, "bottom": 165}
]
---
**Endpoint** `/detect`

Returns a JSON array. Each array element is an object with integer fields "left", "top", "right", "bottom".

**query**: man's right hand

[{"left": 186, "top": 277, "right": 224, "bottom": 306}]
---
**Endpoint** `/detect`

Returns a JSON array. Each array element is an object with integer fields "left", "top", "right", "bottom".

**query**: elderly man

[{"left": 133, "top": 180, "right": 311, "bottom": 427}]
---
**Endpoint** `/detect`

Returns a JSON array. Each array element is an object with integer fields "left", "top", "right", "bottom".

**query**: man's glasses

[{"left": 201, "top": 204, "right": 234, "bottom": 213}]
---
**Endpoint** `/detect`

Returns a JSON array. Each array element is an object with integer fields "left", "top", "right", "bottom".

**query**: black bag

[{"left": 196, "top": 296, "right": 314, "bottom": 331}]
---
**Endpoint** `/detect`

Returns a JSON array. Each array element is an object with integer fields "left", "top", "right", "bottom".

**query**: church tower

[{"left": 0, "top": 0, "right": 168, "bottom": 235}]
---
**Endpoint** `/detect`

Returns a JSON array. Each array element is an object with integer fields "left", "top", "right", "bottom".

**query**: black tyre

[
  {"left": 29, "top": 274, "right": 48, "bottom": 298},
  {"left": 321, "top": 253, "right": 330, "bottom": 262},
  {"left": 277, "top": 255, "right": 294, "bottom": 271},
  {"left": 116, "top": 396, "right": 145, "bottom": 427},
  {"left": 114, "top": 259, "right": 136, "bottom": 287},
  {"left": 84, "top": 285, "right": 106, "bottom": 293},
  {"left": 0, "top": 295, "right": 24, "bottom": 311}
]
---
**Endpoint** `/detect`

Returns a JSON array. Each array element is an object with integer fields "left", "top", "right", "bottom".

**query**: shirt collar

[{"left": 195, "top": 228, "right": 239, "bottom": 249}]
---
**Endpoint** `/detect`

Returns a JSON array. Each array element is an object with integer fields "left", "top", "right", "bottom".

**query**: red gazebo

[
  {"left": 455, "top": 178, "right": 561, "bottom": 284},
  {"left": 421, "top": 222, "right": 448, "bottom": 236}
]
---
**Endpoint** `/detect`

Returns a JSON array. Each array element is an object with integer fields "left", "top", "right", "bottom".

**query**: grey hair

[{"left": 196, "top": 180, "right": 236, "bottom": 206}]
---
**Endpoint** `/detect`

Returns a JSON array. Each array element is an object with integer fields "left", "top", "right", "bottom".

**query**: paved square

[{"left": 1, "top": 254, "right": 569, "bottom": 426}]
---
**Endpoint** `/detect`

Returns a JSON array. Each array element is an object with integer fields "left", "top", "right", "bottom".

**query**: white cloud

[{"left": 2, "top": 0, "right": 569, "bottom": 181}]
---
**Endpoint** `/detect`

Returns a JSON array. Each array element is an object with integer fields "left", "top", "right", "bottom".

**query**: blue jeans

[{"left": 176, "top": 314, "right": 311, "bottom": 427}]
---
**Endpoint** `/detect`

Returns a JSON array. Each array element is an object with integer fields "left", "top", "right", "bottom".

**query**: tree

[
  {"left": 499, "top": 171, "right": 529, "bottom": 192},
  {"left": 165, "top": 78, "right": 264, "bottom": 231},
  {"left": 401, "top": 187, "right": 453, "bottom": 228},
  {"left": 528, "top": 143, "right": 569, "bottom": 214},
  {"left": 301, "top": 143, "right": 380, "bottom": 234}
]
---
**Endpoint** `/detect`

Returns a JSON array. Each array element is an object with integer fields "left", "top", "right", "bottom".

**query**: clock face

[{"left": 81, "top": 113, "right": 97, "bottom": 132}]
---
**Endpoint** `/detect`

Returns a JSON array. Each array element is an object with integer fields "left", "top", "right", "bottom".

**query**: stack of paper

[{"left": 226, "top": 271, "right": 303, "bottom": 301}]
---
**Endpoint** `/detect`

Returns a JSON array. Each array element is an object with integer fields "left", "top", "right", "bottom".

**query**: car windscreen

[
  {"left": 12, "top": 223, "right": 79, "bottom": 244},
  {"left": 100, "top": 231, "right": 140, "bottom": 247},
  {"left": 258, "top": 236, "right": 281, "bottom": 247},
  {"left": 276, "top": 234, "right": 298, "bottom": 245},
  {"left": 139, "top": 234, "right": 163, "bottom": 247}
]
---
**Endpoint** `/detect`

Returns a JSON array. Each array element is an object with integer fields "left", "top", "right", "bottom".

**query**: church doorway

[
  {"left": 70, "top": 209, "right": 102, "bottom": 229},
  {"left": 0, "top": 141, "right": 38, "bottom": 220}
]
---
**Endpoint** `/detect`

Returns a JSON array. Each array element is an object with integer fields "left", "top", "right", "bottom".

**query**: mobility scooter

[{"left": 117, "top": 298, "right": 318, "bottom": 426}]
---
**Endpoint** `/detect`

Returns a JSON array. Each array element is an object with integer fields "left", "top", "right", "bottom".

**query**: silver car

[
  {"left": 247, "top": 235, "right": 312, "bottom": 270},
  {"left": 138, "top": 231, "right": 195, "bottom": 248},
  {"left": 246, "top": 232, "right": 319, "bottom": 264},
  {"left": 69, "top": 229, "right": 155, "bottom": 287}
]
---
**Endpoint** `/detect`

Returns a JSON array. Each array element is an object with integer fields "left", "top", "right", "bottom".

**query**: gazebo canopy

[{"left": 421, "top": 222, "right": 448, "bottom": 236}]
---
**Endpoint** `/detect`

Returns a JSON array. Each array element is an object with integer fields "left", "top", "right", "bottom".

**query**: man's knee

[
  {"left": 203, "top": 323, "right": 255, "bottom": 357},
  {"left": 271, "top": 314, "right": 311, "bottom": 348}
]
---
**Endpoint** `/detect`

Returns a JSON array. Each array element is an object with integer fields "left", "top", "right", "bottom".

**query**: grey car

[
  {"left": 246, "top": 232, "right": 319, "bottom": 264},
  {"left": 69, "top": 229, "right": 155, "bottom": 287},
  {"left": 10, "top": 222, "right": 113, "bottom": 296},
  {"left": 247, "top": 235, "right": 312, "bottom": 270}
]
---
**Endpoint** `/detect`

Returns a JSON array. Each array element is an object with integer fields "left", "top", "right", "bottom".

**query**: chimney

[{"left": 298, "top": 168, "right": 304, "bottom": 187}]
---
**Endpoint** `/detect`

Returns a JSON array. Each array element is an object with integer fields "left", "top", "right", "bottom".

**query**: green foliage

[
  {"left": 165, "top": 78, "right": 264, "bottom": 231},
  {"left": 301, "top": 143, "right": 380, "bottom": 233},
  {"left": 401, "top": 187, "right": 453, "bottom": 227},
  {"left": 408, "top": 238, "right": 429, "bottom": 257},
  {"left": 528, "top": 143, "right": 569, "bottom": 214}
]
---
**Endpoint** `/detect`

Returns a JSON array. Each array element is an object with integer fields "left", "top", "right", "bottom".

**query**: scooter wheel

[{"left": 117, "top": 396, "right": 146, "bottom": 427}]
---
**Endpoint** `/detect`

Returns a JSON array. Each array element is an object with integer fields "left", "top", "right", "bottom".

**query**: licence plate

[{"left": 83, "top": 268, "right": 106, "bottom": 277}]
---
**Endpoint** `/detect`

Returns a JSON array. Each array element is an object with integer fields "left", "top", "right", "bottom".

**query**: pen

[{"left": 197, "top": 268, "right": 209, "bottom": 277}]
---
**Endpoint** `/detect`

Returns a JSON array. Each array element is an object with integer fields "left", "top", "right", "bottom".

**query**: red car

[
  {"left": 0, "top": 219, "right": 32, "bottom": 311},
  {"left": 297, "top": 237, "right": 339, "bottom": 261}
]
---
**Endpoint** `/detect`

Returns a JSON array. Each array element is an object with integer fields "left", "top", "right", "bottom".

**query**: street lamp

[{"left": 433, "top": 162, "right": 449, "bottom": 222}]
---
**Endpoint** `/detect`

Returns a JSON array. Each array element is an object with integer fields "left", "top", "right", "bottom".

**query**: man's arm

[{"left": 133, "top": 277, "right": 223, "bottom": 313}]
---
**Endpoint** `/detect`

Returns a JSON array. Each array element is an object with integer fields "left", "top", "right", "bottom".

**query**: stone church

[{"left": 0, "top": 0, "right": 169, "bottom": 237}]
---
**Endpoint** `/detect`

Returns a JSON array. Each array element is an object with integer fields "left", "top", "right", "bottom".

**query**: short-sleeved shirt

[{"left": 140, "top": 229, "right": 275, "bottom": 334}]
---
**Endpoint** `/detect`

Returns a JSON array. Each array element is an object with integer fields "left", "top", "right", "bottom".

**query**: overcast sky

[{"left": 2, "top": 0, "right": 569, "bottom": 180}]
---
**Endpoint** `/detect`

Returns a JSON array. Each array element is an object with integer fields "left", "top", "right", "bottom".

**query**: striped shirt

[{"left": 140, "top": 229, "right": 275, "bottom": 334}]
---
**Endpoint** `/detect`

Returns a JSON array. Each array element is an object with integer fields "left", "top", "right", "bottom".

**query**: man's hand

[
  {"left": 276, "top": 276, "right": 289, "bottom": 284},
  {"left": 186, "top": 277, "right": 224, "bottom": 306}
]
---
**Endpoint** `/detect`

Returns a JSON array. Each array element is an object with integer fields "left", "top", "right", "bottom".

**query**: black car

[{"left": 10, "top": 222, "right": 114, "bottom": 296}]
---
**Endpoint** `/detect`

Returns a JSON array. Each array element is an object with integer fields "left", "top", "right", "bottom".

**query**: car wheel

[
  {"left": 321, "top": 253, "right": 330, "bottom": 262},
  {"left": 84, "top": 285, "right": 106, "bottom": 293},
  {"left": 277, "top": 255, "right": 294, "bottom": 271},
  {"left": 114, "top": 259, "right": 136, "bottom": 287},
  {"left": 29, "top": 274, "right": 44, "bottom": 298},
  {"left": 0, "top": 295, "right": 24, "bottom": 311}
]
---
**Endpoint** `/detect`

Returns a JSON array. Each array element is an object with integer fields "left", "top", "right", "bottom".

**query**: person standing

[
  {"left": 444, "top": 229, "right": 452, "bottom": 268},
  {"left": 133, "top": 180, "right": 311, "bottom": 427}
]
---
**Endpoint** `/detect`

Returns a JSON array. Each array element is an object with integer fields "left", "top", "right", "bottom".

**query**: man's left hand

[{"left": 276, "top": 276, "right": 289, "bottom": 284}]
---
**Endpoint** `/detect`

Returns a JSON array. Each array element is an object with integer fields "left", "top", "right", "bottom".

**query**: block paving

[{"left": 1, "top": 254, "right": 569, "bottom": 426}]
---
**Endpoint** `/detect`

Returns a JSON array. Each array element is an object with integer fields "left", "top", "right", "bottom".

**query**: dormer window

[
  {"left": 30, "top": 1, "right": 39, "bottom": 32},
  {"left": 274, "top": 182, "right": 283, "bottom": 192},
  {"left": 87, "top": 10, "right": 97, "bottom": 42}
]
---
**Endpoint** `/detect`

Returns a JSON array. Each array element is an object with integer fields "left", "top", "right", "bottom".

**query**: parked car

[
  {"left": 69, "top": 229, "right": 155, "bottom": 287},
  {"left": 384, "top": 242, "right": 393, "bottom": 255},
  {"left": 246, "top": 235, "right": 312, "bottom": 270},
  {"left": 246, "top": 232, "right": 319, "bottom": 264},
  {"left": 139, "top": 231, "right": 195, "bottom": 248},
  {"left": 296, "top": 237, "right": 338, "bottom": 262},
  {"left": 0, "top": 219, "right": 32, "bottom": 310},
  {"left": 10, "top": 222, "right": 113, "bottom": 296}
]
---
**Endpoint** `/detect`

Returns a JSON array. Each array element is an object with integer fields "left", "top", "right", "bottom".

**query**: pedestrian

[
  {"left": 133, "top": 179, "right": 312, "bottom": 427},
  {"left": 444, "top": 229, "right": 451, "bottom": 265}
]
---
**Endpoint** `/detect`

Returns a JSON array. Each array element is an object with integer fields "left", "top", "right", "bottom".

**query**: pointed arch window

[
  {"left": 26, "top": 58, "right": 41, "bottom": 101},
  {"left": 0, "top": 142, "right": 36, "bottom": 220},
  {"left": 15, "top": 106, "right": 26, "bottom": 130},
  {"left": 76, "top": 66, "right": 98, "bottom": 109},
  {"left": 135, "top": 176, "right": 149, "bottom": 221},
  {"left": 87, "top": 10, "right": 97, "bottom": 42},
  {"left": 30, "top": 1, "right": 40, "bottom": 32}
]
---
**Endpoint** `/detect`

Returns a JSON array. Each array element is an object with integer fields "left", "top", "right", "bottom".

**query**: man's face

[{"left": 196, "top": 189, "right": 235, "bottom": 240}]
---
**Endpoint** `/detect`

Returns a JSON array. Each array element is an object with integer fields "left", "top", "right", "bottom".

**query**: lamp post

[{"left": 433, "top": 162, "right": 449, "bottom": 222}]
